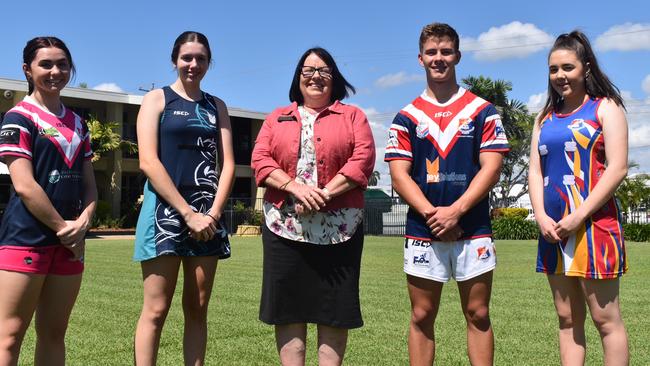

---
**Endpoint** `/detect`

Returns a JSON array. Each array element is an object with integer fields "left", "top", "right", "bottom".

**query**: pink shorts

[{"left": 0, "top": 245, "right": 84, "bottom": 275}]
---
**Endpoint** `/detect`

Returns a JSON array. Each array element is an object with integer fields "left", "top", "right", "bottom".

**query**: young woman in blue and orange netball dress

[
  {"left": 133, "top": 31, "right": 235, "bottom": 365},
  {"left": 528, "top": 31, "right": 629, "bottom": 365},
  {"left": 0, "top": 37, "right": 97, "bottom": 365}
]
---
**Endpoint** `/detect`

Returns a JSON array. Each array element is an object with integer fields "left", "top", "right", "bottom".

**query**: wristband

[
  {"left": 279, "top": 179, "right": 292, "bottom": 191},
  {"left": 204, "top": 213, "right": 219, "bottom": 222}
]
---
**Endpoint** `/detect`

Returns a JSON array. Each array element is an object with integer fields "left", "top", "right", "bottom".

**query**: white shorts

[{"left": 404, "top": 237, "right": 496, "bottom": 282}]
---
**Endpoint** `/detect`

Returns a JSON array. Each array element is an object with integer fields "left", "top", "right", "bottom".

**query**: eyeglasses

[{"left": 301, "top": 66, "right": 332, "bottom": 79}]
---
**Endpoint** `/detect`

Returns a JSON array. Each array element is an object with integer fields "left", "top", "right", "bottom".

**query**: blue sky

[{"left": 1, "top": 0, "right": 649, "bottom": 182}]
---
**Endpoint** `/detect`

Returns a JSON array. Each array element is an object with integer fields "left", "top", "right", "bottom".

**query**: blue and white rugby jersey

[{"left": 385, "top": 88, "right": 509, "bottom": 241}]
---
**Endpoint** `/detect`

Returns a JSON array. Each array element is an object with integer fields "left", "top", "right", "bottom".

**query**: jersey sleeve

[
  {"left": 0, "top": 112, "right": 34, "bottom": 161},
  {"left": 479, "top": 105, "right": 509, "bottom": 153},
  {"left": 384, "top": 113, "right": 414, "bottom": 161}
]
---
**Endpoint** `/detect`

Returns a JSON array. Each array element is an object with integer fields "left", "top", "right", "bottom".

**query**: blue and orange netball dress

[
  {"left": 536, "top": 98, "right": 626, "bottom": 279},
  {"left": 134, "top": 87, "right": 230, "bottom": 261}
]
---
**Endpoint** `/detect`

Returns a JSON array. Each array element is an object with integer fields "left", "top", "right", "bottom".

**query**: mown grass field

[{"left": 18, "top": 237, "right": 650, "bottom": 365}]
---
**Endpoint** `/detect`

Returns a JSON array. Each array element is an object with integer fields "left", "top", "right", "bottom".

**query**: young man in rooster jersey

[{"left": 385, "top": 23, "right": 509, "bottom": 365}]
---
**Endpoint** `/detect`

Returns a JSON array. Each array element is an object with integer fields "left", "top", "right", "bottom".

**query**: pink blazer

[{"left": 251, "top": 101, "right": 375, "bottom": 210}]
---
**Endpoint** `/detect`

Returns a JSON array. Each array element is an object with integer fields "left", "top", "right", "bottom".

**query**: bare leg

[
  {"left": 581, "top": 278, "right": 628, "bottom": 366},
  {"left": 547, "top": 275, "right": 587, "bottom": 366},
  {"left": 406, "top": 274, "right": 444, "bottom": 366},
  {"left": 316, "top": 324, "right": 347, "bottom": 366},
  {"left": 0, "top": 271, "right": 44, "bottom": 366},
  {"left": 458, "top": 271, "right": 493, "bottom": 366},
  {"left": 275, "top": 323, "right": 307, "bottom": 366},
  {"left": 34, "top": 274, "right": 82, "bottom": 366},
  {"left": 134, "top": 257, "right": 181, "bottom": 366},
  {"left": 181, "top": 256, "right": 218, "bottom": 366}
]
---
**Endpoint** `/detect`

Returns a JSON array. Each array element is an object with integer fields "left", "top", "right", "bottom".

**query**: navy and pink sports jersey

[
  {"left": 536, "top": 98, "right": 626, "bottom": 279},
  {"left": 385, "top": 88, "right": 509, "bottom": 241},
  {"left": 0, "top": 97, "right": 92, "bottom": 247}
]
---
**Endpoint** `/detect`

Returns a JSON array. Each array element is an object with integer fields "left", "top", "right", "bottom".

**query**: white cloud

[
  {"left": 526, "top": 91, "right": 547, "bottom": 113},
  {"left": 462, "top": 21, "right": 553, "bottom": 61},
  {"left": 642, "top": 74, "right": 650, "bottom": 95},
  {"left": 623, "top": 93, "right": 650, "bottom": 173},
  {"left": 595, "top": 23, "right": 650, "bottom": 51},
  {"left": 374, "top": 71, "right": 424, "bottom": 89},
  {"left": 93, "top": 83, "right": 124, "bottom": 93}
]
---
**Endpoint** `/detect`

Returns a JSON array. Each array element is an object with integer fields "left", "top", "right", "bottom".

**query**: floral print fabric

[{"left": 263, "top": 106, "right": 362, "bottom": 244}]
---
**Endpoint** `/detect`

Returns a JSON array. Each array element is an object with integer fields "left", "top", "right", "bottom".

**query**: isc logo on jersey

[
  {"left": 434, "top": 111, "right": 453, "bottom": 118},
  {"left": 173, "top": 111, "right": 190, "bottom": 116}
]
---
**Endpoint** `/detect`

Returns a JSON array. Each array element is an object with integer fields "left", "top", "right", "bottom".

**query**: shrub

[
  {"left": 233, "top": 201, "right": 263, "bottom": 226},
  {"left": 492, "top": 207, "right": 529, "bottom": 219},
  {"left": 623, "top": 223, "right": 650, "bottom": 242},
  {"left": 95, "top": 200, "right": 111, "bottom": 221},
  {"left": 492, "top": 217, "right": 539, "bottom": 240}
]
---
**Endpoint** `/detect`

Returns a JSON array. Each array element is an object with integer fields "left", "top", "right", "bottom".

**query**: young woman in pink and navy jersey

[
  {"left": 528, "top": 31, "right": 629, "bottom": 365},
  {"left": 0, "top": 37, "right": 97, "bottom": 365}
]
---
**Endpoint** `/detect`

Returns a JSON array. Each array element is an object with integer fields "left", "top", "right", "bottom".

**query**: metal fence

[{"left": 223, "top": 197, "right": 408, "bottom": 236}]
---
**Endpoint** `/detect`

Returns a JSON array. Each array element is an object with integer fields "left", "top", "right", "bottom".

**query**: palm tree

[
  {"left": 87, "top": 117, "right": 137, "bottom": 163},
  {"left": 462, "top": 76, "right": 533, "bottom": 208},
  {"left": 368, "top": 171, "right": 381, "bottom": 186}
]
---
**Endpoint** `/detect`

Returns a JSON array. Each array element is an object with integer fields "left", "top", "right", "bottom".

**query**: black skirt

[{"left": 259, "top": 224, "right": 364, "bottom": 329}]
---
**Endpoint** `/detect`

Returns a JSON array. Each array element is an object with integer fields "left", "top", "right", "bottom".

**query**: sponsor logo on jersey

[
  {"left": 477, "top": 246, "right": 491, "bottom": 260},
  {"left": 413, "top": 251, "right": 430, "bottom": 266},
  {"left": 173, "top": 110, "right": 190, "bottom": 116},
  {"left": 458, "top": 118, "right": 475, "bottom": 135},
  {"left": 207, "top": 112, "right": 216, "bottom": 125},
  {"left": 416, "top": 121, "right": 429, "bottom": 139},
  {"left": 495, "top": 119, "right": 506, "bottom": 138},
  {"left": 387, "top": 130, "right": 399, "bottom": 148},
  {"left": 24, "top": 256, "right": 33, "bottom": 265},
  {"left": 48, "top": 170, "right": 61, "bottom": 184},
  {"left": 0, "top": 127, "right": 20, "bottom": 144},
  {"left": 426, "top": 158, "right": 440, "bottom": 183},
  {"left": 427, "top": 158, "right": 467, "bottom": 184},
  {"left": 410, "top": 240, "right": 431, "bottom": 248},
  {"left": 568, "top": 118, "right": 585, "bottom": 130},
  {"left": 39, "top": 127, "right": 60, "bottom": 138},
  {"left": 434, "top": 111, "right": 453, "bottom": 118}
]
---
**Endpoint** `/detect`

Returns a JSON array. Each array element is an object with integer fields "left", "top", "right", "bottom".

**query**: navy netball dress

[{"left": 134, "top": 87, "right": 230, "bottom": 261}]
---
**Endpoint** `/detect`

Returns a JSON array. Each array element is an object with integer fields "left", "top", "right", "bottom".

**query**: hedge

[
  {"left": 492, "top": 218, "right": 650, "bottom": 243},
  {"left": 492, "top": 217, "right": 539, "bottom": 240},
  {"left": 492, "top": 207, "right": 529, "bottom": 219},
  {"left": 623, "top": 223, "right": 650, "bottom": 242}
]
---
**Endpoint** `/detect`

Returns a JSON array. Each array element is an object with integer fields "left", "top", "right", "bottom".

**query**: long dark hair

[
  {"left": 542, "top": 30, "right": 624, "bottom": 116},
  {"left": 23, "top": 36, "right": 75, "bottom": 95},
  {"left": 171, "top": 31, "right": 212, "bottom": 65},
  {"left": 289, "top": 47, "right": 355, "bottom": 104}
]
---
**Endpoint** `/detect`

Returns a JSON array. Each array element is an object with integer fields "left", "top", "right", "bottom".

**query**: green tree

[
  {"left": 87, "top": 117, "right": 137, "bottom": 163},
  {"left": 368, "top": 171, "right": 381, "bottom": 186},
  {"left": 616, "top": 163, "right": 650, "bottom": 223},
  {"left": 462, "top": 76, "right": 533, "bottom": 208}
]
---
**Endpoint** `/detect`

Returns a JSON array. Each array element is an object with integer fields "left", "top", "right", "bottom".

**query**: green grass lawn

[{"left": 18, "top": 237, "right": 650, "bottom": 365}]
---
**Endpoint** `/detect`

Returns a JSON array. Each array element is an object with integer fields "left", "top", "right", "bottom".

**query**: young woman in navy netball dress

[{"left": 133, "top": 31, "right": 235, "bottom": 365}]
